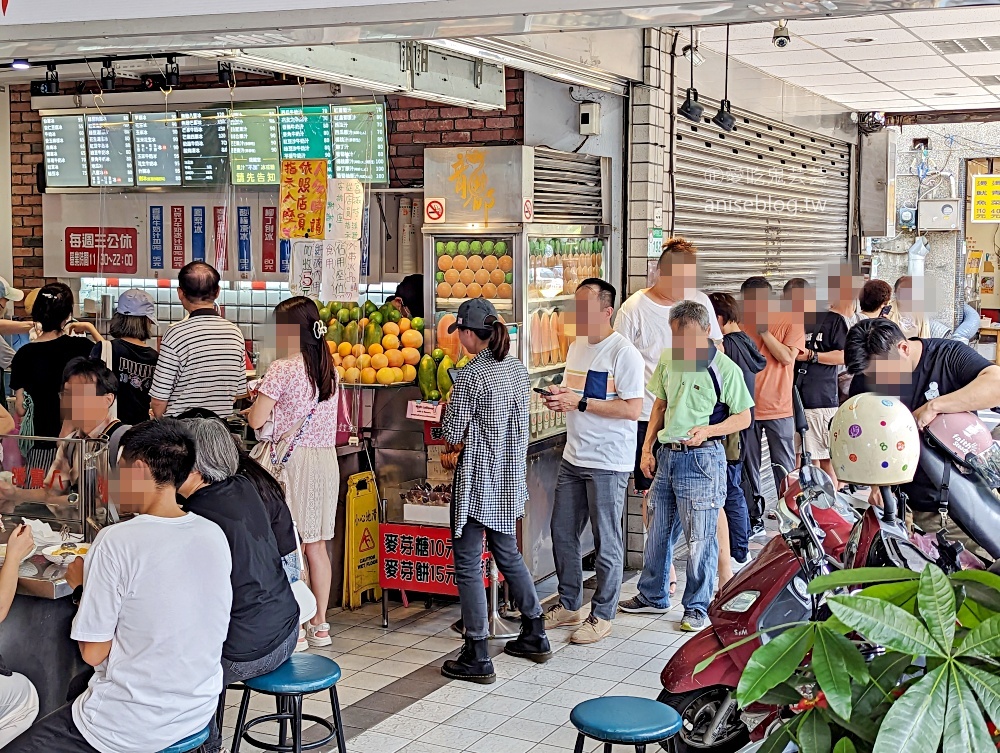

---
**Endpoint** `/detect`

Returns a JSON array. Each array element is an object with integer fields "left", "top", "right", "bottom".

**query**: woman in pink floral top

[{"left": 248, "top": 297, "right": 340, "bottom": 648}]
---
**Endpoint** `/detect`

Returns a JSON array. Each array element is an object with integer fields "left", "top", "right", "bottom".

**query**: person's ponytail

[{"left": 487, "top": 319, "right": 510, "bottom": 361}]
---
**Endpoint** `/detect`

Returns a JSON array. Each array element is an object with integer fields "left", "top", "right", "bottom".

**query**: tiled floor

[{"left": 220, "top": 570, "right": 700, "bottom": 753}]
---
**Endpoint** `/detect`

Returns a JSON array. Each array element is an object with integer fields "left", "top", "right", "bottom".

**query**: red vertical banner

[
  {"left": 262, "top": 206, "right": 277, "bottom": 273},
  {"left": 214, "top": 206, "right": 228, "bottom": 272},
  {"left": 170, "top": 206, "right": 185, "bottom": 269}
]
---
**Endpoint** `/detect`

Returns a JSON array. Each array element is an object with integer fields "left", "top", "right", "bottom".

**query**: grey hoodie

[{"left": 722, "top": 331, "right": 766, "bottom": 417}]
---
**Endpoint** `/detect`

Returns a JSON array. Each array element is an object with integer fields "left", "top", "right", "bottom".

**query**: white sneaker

[{"left": 732, "top": 554, "right": 753, "bottom": 573}]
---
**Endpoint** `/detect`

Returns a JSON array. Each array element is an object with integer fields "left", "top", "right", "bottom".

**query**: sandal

[
  {"left": 669, "top": 580, "right": 678, "bottom": 596},
  {"left": 295, "top": 628, "right": 309, "bottom": 653},
  {"left": 306, "top": 622, "right": 332, "bottom": 648}
]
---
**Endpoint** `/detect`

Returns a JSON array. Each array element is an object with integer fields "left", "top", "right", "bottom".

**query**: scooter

[{"left": 657, "top": 392, "right": 941, "bottom": 753}]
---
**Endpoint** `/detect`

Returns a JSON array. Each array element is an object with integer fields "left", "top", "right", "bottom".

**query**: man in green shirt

[{"left": 618, "top": 301, "right": 754, "bottom": 631}]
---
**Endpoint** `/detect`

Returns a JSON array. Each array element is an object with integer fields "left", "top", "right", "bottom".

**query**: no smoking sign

[{"left": 424, "top": 198, "right": 446, "bottom": 224}]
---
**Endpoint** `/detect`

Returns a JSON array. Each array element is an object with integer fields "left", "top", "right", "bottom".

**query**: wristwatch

[{"left": 578, "top": 396, "right": 589, "bottom": 413}]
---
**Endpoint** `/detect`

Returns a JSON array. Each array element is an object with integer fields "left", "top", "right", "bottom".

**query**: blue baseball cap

[{"left": 117, "top": 289, "right": 158, "bottom": 326}]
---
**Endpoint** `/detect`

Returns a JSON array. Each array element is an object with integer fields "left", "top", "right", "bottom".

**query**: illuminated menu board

[
  {"left": 42, "top": 115, "right": 89, "bottom": 188},
  {"left": 278, "top": 106, "right": 333, "bottom": 177},
  {"left": 332, "top": 103, "right": 388, "bottom": 183},
  {"left": 132, "top": 112, "right": 182, "bottom": 186},
  {"left": 86, "top": 114, "right": 135, "bottom": 187},
  {"left": 229, "top": 108, "right": 280, "bottom": 185},
  {"left": 179, "top": 110, "right": 229, "bottom": 184}
]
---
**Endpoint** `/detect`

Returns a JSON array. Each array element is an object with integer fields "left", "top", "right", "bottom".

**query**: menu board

[
  {"left": 229, "top": 108, "right": 280, "bottom": 185},
  {"left": 132, "top": 113, "right": 182, "bottom": 187},
  {"left": 278, "top": 106, "right": 333, "bottom": 177},
  {"left": 332, "top": 103, "right": 388, "bottom": 183},
  {"left": 179, "top": 110, "right": 229, "bottom": 185},
  {"left": 42, "top": 115, "right": 89, "bottom": 188},
  {"left": 86, "top": 114, "right": 135, "bottom": 187}
]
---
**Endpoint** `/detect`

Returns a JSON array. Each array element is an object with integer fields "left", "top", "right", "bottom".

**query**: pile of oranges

[{"left": 329, "top": 318, "right": 425, "bottom": 386}]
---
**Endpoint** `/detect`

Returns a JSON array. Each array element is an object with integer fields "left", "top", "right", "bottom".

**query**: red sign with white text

[
  {"left": 64, "top": 227, "right": 138, "bottom": 274},
  {"left": 262, "top": 206, "right": 277, "bottom": 273},
  {"left": 379, "top": 523, "right": 491, "bottom": 596},
  {"left": 170, "top": 206, "right": 185, "bottom": 269}
]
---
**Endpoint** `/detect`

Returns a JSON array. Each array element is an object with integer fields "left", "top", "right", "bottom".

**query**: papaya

[
  {"left": 363, "top": 322, "right": 384, "bottom": 350},
  {"left": 343, "top": 321, "right": 359, "bottom": 346},
  {"left": 456, "top": 355, "right": 472, "bottom": 369},
  {"left": 417, "top": 354, "right": 437, "bottom": 400},
  {"left": 529, "top": 310, "right": 542, "bottom": 368},
  {"left": 436, "top": 314, "right": 462, "bottom": 361},
  {"left": 325, "top": 321, "right": 344, "bottom": 344},
  {"left": 438, "top": 356, "right": 456, "bottom": 401}
]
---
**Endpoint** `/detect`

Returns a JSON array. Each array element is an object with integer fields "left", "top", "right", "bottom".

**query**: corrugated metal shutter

[
  {"left": 533, "top": 147, "right": 604, "bottom": 224},
  {"left": 673, "top": 95, "right": 851, "bottom": 292}
]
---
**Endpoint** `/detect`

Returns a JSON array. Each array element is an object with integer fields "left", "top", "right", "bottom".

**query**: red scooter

[{"left": 657, "top": 393, "right": 942, "bottom": 753}]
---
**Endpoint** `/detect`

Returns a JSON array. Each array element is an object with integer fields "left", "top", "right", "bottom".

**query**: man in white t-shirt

[
  {"left": 542, "top": 279, "right": 644, "bottom": 645},
  {"left": 7, "top": 419, "right": 233, "bottom": 753}
]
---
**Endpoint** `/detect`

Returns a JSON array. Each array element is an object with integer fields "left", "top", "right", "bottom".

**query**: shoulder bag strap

[{"left": 269, "top": 403, "right": 318, "bottom": 468}]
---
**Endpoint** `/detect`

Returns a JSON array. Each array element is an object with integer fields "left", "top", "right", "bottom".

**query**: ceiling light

[
  {"left": 679, "top": 27, "right": 704, "bottom": 123},
  {"left": 682, "top": 45, "right": 705, "bottom": 67},
  {"left": 845, "top": 37, "right": 874, "bottom": 44},
  {"left": 165, "top": 55, "right": 180, "bottom": 88},
  {"left": 11, "top": 59, "right": 30, "bottom": 70},
  {"left": 100, "top": 58, "right": 116, "bottom": 91},
  {"left": 934, "top": 92, "right": 957, "bottom": 97},
  {"left": 712, "top": 25, "right": 736, "bottom": 132},
  {"left": 218, "top": 61, "right": 236, "bottom": 87}
]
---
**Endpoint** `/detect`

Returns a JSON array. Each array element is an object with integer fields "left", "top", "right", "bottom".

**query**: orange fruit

[
  {"left": 437, "top": 255, "right": 453, "bottom": 271},
  {"left": 386, "top": 349, "right": 405, "bottom": 368},
  {"left": 452, "top": 255, "right": 468, "bottom": 272},
  {"left": 326, "top": 341, "right": 337, "bottom": 356},
  {"left": 344, "top": 367, "right": 361, "bottom": 384},
  {"left": 482, "top": 255, "right": 498, "bottom": 272},
  {"left": 357, "top": 354, "right": 372, "bottom": 370},
  {"left": 382, "top": 334, "right": 400, "bottom": 351},
  {"left": 444, "top": 269, "right": 460, "bottom": 285},
  {"left": 359, "top": 317, "right": 368, "bottom": 329},
  {"left": 335, "top": 365, "right": 346, "bottom": 381},
  {"left": 352, "top": 343, "right": 365, "bottom": 358},
  {"left": 466, "top": 283, "right": 482, "bottom": 299},
  {"left": 467, "top": 255, "right": 483, "bottom": 272},
  {"left": 337, "top": 341, "right": 353, "bottom": 358},
  {"left": 401, "top": 364, "right": 417, "bottom": 383},
  {"left": 401, "top": 346, "right": 421, "bottom": 365},
  {"left": 451, "top": 282, "right": 467, "bottom": 299},
  {"left": 400, "top": 329, "right": 423, "bottom": 349},
  {"left": 368, "top": 343, "right": 384, "bottom": 357},
  {"left": 332, "top": 353, "right": 343, "bottom": 367},
  {"left": 482, "top": 283, "right": 497, "bottom": 299},
  {"left": 437, "top": 282, "right": 452, "bottom": 298},
  {"left": 490, "top": 269, "right": 505, "bottom": 285},
  {"left": 382, "top": 321, "right": 400, "bottom": 337},
  {"left": 474, "top": 269, "right": 490, "bottom": 285},
  {"left": 391, "top": 367, "right": 404, "bottom": 383},
  {"left": 375, "top": 367, "right": 395, "bottom": 386},
  {"left": 497, "top": 283, "right": 513, "bottom": 299},
  {"left": 360, "top": 367, "right": 377, "bottom": 385},
  {"left": 371, "top": 353, "right": 389, "bottom": 370},
  {"left": 399, "top": 318, "right": 411, "bottom": 333},
  {"left": 498, "top": 256, "right": 513, "bottom": 272},
  {"left": 459, "top": 269, "right": 475, "bottom": 285},
  {"left": 342, "top": 355, "right": 356, "bottom": 370}
]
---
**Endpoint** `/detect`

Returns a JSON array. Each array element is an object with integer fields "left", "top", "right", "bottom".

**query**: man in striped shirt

[{"left": 150, "top": 262, "right": 247, "bottom": 419}]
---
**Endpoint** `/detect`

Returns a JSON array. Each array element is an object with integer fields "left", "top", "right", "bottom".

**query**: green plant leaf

[
  {"left": 860, "top": 581, "right": 919, "bottom": 613},
  {"left": 957, "top": 662, "right": 1000, "bottom": 726},
  {"left": 759, "top": 682, "right": 804, "bottom": 705},
  {"left": 813, "top": 626, "right": 853, "bottom": 719},
  {"left": 827, "top": 596, "right": 947, "bottom": 658},
  {"left": 944, "top": 663, "right": 995, "bottom": 753},
  {"left": 957, "top": 581, "right": 1000, "bottom": 618},
  {"left": 757, "top": 721, "right": 795, "bottom": 753},
  {"left": 853, "top": 651, "right": 912, "bottom": 718},
  {"left": 952, "top": 569, "right": 1000, "bottom": 601},
  {"left": 872, "top": 664, "right": 948, "bottom": 753},
  {"left": 917, "top": 564, "right": 956, "bottom": 652},
  {"left": 830, "top": 707, "right": 879, "bottom": 743},
  {"left": 957, "top": 613, "right": 1000, "bottom": 658},
  {"left": 834, "top": 739, "right": 858, "bottom": 753},
  {"left": 737, "top": 624, "right": 814, "bottom": 707},
  {"left": 808, "top": 567, "right": 920, "bottom": 595},
  {"left": 797, "top": 710, "right": 832, "bottom": 753},
  {"left": 692, "top": 620, "right": 809, "bottom": 675}
]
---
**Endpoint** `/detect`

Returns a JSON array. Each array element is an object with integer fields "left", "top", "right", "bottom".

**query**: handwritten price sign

[{"left": 279, "top": 159, "right": 328, "bottom": 240}]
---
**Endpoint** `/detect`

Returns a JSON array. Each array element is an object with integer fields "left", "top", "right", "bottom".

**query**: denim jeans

[
  {"left": 725, "top": 460, "right": 750, "bottom": 561},
  {"left": 551, "top": 460, "right": 629, "bottom": 622},
  {"left": 636, "top": 443, "right": 726, "bottom": 617},
  {"left": 453, "top": 517, "right": 543, "bottom": 640}
]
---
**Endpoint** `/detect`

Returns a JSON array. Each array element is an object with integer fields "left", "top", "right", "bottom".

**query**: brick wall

[{"left": 6, "top": 68, "right": 525, "bottom": 294}]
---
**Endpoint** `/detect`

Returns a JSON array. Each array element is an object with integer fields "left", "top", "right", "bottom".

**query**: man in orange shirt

[{"left": 740, "top": 277, "right": 805, "bottom": 509}]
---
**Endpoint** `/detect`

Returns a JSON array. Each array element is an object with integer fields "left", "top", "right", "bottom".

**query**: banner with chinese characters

[
  {"left": 320, "top": 239, "right": 362, "bottom": 302},
  {"left": 379, "top": 523, "right": 491, "bottom": 596},
  {"left": 289, "top": 239, "right": 324, "bottom": 298},
  {"left": 326, "top": 179, "right": 365, "bottom": 240},
  {"left": 279, "top": 159, "right": 328, "bottom": 239}
]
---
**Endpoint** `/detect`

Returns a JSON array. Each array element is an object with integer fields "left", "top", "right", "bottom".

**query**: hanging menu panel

[
  {"left": 278, "top": 106, "right": 334, "bottom": 178},
  {"left": 331, "top": 103, "right": 388, "bottom": 183},
  {"left": 86, "top": 114, "right": 135, "bottom": 187},
  {"left": 133, "top": 113, "right": 182, "bottom": 186},
  {"left": 180, "top": 110, "right": 229, "bottom": 185},
  {"left": 229, "top": 108, "right": 280, "bottom": 185},
  {"left": 42, "top": 115, "right": 90, "bottom": 188}
]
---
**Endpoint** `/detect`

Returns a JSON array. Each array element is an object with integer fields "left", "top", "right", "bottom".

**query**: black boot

[
  {"left": 441, "top": 637, "right": 496, "bottom": 684},
  {"left": 504, "top": 615, "right": 552, "bottom": 663}
]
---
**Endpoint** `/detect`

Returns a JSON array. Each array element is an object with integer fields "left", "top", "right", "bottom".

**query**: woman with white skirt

[{"left": 248, "top": 296, "right": 341, "bottom": 648}]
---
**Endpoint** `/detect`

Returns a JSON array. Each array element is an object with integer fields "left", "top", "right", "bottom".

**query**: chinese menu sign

[
  {"left": 65, "top": 227, "right": 138, "bottom": 274},
  {"left": 289, "top": 240, "right": 324, "bottom": 298},
  {"left": 972, "top": 175, "right": 1000, "bottom": 223},
  {"left": 321, "top": 239, "right": 362, "bottom": 302},
  {"left": 379, "top": 523, "right": 490, "bottom": 596},
  {"left": 327, "top": 178, "right": 364, "bottom": 240},
  {"left": 279, "top": 159, "right": 328, "bottom": 239}
]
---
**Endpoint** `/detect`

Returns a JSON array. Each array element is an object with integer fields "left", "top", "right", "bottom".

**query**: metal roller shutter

[{"left": 673, "top": 94, "right": 852, "bottom": 292}]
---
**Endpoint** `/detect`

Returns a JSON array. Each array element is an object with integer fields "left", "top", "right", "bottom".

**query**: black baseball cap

[{"left": 448, "top": 297, "right": 499, "bottom": 333}]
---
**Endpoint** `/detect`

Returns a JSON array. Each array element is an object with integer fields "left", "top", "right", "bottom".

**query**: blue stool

[
  {"left": 158, "top": 725, "right": 211, "bottom": 753},
  {"left": 232, "top": 654, "right": 346, "bottom": 753},
  {"left": 570, "top": 696, "right": 683, "bottom": 752}
]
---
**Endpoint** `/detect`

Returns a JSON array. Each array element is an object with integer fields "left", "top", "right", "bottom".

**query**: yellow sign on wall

[
  {"left": 343, "top": 471, "right": 381, "bottom": 609},
  {"left": 972, "top": 175, "right": 1000, "bottom": 223}
]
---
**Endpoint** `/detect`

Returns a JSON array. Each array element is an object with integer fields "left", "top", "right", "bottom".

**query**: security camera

[{"left": 773, "top": 20, "right": 791, "bottom": 48}]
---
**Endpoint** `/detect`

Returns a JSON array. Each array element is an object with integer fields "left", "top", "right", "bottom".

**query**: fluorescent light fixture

[
  {"left": 11, "top": 59, "right": 30, "bottom": 70},
  {"left": 845, "top": 37, "right": 874, "bottom": 44}
]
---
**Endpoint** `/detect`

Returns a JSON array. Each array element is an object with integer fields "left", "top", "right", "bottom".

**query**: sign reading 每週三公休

[
  {"left": 65, "top": 227, "right": 138, "bottom": 275},
  {"left": 279, "top": 159, "right": 328, "bottom": 240}
]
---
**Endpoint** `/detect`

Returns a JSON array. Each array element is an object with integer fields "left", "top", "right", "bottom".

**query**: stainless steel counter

[{"left": 10, "top": 547, "right": 74, "bottom": 599}]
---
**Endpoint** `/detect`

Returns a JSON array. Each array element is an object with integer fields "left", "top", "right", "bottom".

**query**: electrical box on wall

[
  {"left": 579, "top": 102, "right": 601, "bottom": 136},
  {"left": 898, "top": 206, "right": 916, "bottom": 230},
  {"left": 917, "top": 199, "right": 960, "bottom": 231}
]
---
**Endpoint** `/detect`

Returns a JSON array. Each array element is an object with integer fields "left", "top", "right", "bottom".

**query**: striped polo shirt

[{"left": 149, "top": 309, "right": 247, "bottom": 417}]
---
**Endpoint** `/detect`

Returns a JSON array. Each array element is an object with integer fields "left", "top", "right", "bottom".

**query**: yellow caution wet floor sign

[{"left": 343, "top": 470, "right": 381, "bottom": 609}]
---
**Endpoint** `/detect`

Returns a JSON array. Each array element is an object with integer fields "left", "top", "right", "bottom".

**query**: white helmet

[{"left": 830, "top": 393, "right": 920, "bottom": 485}]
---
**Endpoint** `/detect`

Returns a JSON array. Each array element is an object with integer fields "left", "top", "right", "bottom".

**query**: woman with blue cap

[
  {"left": 91, "top": 289, "right": 159, "bottom": 424},
  {"left": 440, "top": 297, "right": 551, "bottom": 684}
]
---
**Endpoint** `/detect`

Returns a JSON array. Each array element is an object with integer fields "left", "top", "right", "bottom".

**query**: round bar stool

[
  {"left": 231, "top": 654, "right": 347, "bottom": 753},
  {"left": 569, "top": 696, "right": 683, "bottom": 752},
  {"left": 157, "top": 725, "right": 211, "bottom": 753}
]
